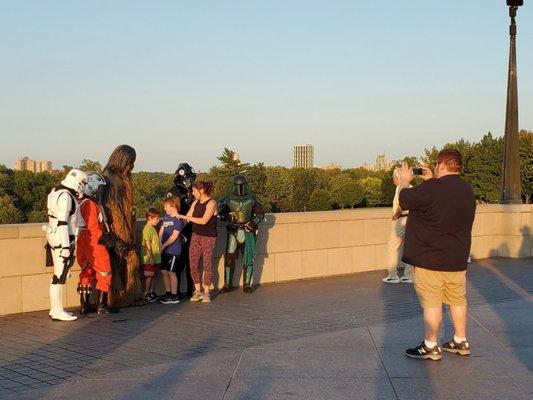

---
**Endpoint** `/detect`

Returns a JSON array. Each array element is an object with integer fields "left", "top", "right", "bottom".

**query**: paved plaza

[{"left": 0, "top": 258, "right": 532, "bottom": 400}]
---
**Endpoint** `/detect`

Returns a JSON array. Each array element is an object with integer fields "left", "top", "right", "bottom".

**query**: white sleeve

[{"left": 56, "top": 192, "right": 73, "bottom": 248}]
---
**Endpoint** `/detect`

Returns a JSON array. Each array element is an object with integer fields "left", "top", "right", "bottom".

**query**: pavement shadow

[
  {"left": 468, "top": 254, "right": 533, "bottom": 372},
  {"left": 0, "top": 299, "right": 186, "bottom": 398},
  {"left": 113, "top": 336, "right": 229, "bottom": 400},
  {"left": 375, "top": 264, "right": 438, "bottom": 398}
]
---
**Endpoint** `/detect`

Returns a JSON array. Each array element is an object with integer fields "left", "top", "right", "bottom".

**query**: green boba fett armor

[{"left": 218, "top": 174, "right": 265, "bottom": 294}]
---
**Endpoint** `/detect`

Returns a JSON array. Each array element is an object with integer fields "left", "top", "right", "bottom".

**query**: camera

[{"left": 412, "top": 168, "right": 424, "bottom": 176}]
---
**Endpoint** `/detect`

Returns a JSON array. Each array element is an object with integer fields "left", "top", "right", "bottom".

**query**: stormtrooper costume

[{"left": 44, "top": 169, "right": 88, "bottom": 321}]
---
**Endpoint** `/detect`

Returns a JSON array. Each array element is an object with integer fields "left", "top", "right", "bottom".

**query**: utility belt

[
  {"left": 44, "top": 240, "right": 75, "bottom": 268},
  {"left": 226, "top": 223, "right": 248, "bottom": 234}
]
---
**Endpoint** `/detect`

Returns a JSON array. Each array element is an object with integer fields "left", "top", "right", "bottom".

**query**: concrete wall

[{"left": 1, "top": 204, "right": 531, "bottom": 316}]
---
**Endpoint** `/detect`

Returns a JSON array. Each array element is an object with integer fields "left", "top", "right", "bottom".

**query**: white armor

[
  {"left": 44, "top": 169, "right": 88, "bottom": 322},
  {"left": 46, "top": 188, "right": 79, "bottom": 248}
]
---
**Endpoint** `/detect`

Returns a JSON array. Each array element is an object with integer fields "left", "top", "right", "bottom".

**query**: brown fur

[{"left": 102, "top": 145, "right": 145, "bottom": 307}]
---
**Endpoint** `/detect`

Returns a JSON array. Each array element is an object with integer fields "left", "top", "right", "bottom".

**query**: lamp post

[{"left": 501, "top": 0, "right": 523, "bottom": 204}]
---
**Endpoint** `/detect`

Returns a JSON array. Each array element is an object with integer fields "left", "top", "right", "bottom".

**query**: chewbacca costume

[{"left": 101, "top": 145, "right": 144, "bottom": 307}]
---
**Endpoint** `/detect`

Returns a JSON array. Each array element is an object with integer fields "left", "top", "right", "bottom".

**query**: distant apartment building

[
  {"left": 374, "top": 152, "right": 394, "bottom": 171},
  {"left": 13, "top": 157, "right": 53, "bottom": 173},
  {"left": 322, "top": 163, "right": 341, "bottom": 171},
  {"left": 360, "top": 163, "right": 375, "bottom": 171},
  {"left": 293, "top": 144, "right": 314, "bottom": 169}
]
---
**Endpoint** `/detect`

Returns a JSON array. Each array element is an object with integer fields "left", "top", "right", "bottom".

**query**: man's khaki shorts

[{"left": 413, "top": 267, "right": 467, "bottom": 308}]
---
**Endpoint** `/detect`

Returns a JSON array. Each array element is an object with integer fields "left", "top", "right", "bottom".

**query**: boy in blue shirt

[{"left": 158, "top": 196, "right": 184, "bottom": 304}]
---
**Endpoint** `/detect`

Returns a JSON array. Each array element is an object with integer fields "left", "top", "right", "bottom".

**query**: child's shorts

[
  {"left": 142, "top": 263, "right": 161, "bottom": 277},
  {"left": 161, "top": 253, "right": 180, "bottom": 272}
]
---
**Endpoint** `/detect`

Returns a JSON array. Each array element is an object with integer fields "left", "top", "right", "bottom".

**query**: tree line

[{"left": 1, "top": 131, "right": 531, "bottom": 225}]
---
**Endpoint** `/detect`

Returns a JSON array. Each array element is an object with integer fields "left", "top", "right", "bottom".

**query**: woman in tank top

[{"left": 180, "top": 181, "right": 217, "bottom": 303}]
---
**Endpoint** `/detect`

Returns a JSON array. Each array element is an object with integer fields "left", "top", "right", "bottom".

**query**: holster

[
  {"left": 58, "top": 245, "right": 76, "bottom": 284},
  {"left": 226, "top": 224, "right": 238, "bottom": 234},
  {"left": 44, "top": 243, "right": 54, "bottom": 267}
]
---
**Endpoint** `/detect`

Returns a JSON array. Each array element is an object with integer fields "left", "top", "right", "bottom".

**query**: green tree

[
  {"left": 420, "top": 146, "right": 440, "bottom": 168},
  {"left": 359, "top": 176, "right": 383, "bottom": 207},
  {"left": 308, "top": 189, "right": 332, "bottom": 211},
  {"left": 262, "top": 166, "right": 292, "bottom": 212},
  {"left": 519, "top": 130, "right": 533, "bottom": 203},
  {"left": 0, "top": 165, "right": 14, "bottom": 197},
  {"left": 330, "top": 173, "right": 364, "bottom": 208},
  {"left": 463, "top": 132, "right": 503, "bottom": 203},
  {"left": 217, "top": 148, "right": 249, "bottom": 172},
  {"left": 133, "top": 172, "right": 173, "bottom": 216},
  {"left": 379, "top": 169, "right": 397, "bottom": 206},
  {"left": 0, "top": 195, "right": 22, "bottom": 224},
  {"left": 290, "top": 168, "right": 318, "bottom": 211},
  {"left": 79, "top": 159, "right": 102, "bottom": 172},
  {"left": 28, "top": 210, "right": 48, "bottom": 223}
]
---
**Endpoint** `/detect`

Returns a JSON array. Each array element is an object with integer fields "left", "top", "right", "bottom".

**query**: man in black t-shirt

[{"left": 397, "top": 149, "right": 476, "bottom": 361}]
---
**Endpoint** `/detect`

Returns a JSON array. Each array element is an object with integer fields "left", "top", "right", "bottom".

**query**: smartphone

[{"left": 412, "top": 168, "right": 424, "bottom": 176}]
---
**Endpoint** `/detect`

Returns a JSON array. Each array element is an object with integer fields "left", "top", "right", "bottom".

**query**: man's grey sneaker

[
  {"left": 190, "top": 291, "right": 203, "bottom": 302},
  {"left": 405, "top": 342, "right": 442, "bottom": 361},
  {"left": 202, "top": 292, "right": 211, "bottom": 303},
  {"left": 442, "top": 339, "right": 471, "bottom": 356},
  {"left": 382, "top": 276, "right": 400, "bottom": 284},
  {"left": 400, "top": 277, "right": 413, "bottom": 283}
]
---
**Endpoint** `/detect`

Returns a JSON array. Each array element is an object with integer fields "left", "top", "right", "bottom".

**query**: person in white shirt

[{"left": 382, "top": 170, "right": 413, "bottom": 284}]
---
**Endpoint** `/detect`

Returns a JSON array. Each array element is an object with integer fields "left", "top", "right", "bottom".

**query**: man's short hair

[{"left": 437, "top": 149, "right": 463, "bottom": 173}]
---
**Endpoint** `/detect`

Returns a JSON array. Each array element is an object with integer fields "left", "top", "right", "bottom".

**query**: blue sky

[{"left": 0, "top": 0, "right": 531, "bottom": 171}]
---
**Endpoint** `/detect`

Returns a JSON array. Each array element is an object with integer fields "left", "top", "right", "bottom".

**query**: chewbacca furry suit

[{"left": 101, "top": 145, "right": 144, "bottom": 307}]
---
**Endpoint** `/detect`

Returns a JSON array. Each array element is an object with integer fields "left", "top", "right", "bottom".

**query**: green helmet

[{"left": 231, "top": 174, "right": 250, "bottom": 196}]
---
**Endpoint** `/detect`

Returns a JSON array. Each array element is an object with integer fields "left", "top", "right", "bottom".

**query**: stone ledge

[{"left": 0, "top": 225, "right": 19, "bottom": 240}]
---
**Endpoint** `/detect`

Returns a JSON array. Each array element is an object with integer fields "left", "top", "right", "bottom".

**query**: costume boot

[
  {"left": 79, "top": 291, "right": 96, "bottom": 315},
  {"left": 219, "top": 264, "right": 235, "bottom": 294},
  {"left": 96, "top": 290, "right": 119, "bottom": 314},
  {"left": 242, "top": 266, "right": 254, "bottom": 294},
  {"left": 50, "top": 284, "right": 77, "bottom": 321}
]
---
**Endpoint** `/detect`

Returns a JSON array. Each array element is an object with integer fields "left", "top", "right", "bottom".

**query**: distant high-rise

[
  {"left": 293, "top": 144, "right": 314, "bottom": 169},
  {"left": 375, "top": 152, "right": 393, "bottom": 171},
  {"left": 13, "top": 157, "right": 53, "bottom": 173},
  {"left": 38, "top": 160, "right": 53, "bottom": 172}
]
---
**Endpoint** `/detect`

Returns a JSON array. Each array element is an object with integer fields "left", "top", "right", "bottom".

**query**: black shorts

[{"left": 161, "top": 253, "right": 180, "bottom": 272}]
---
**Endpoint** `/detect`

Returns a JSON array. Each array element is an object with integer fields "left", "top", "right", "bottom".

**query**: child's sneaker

[
  {"left": 442, "top": 339, "right": 471, "bottom": 356},
  {"left": 159, "top": 294, "right": 173, "bottom": 304},
  {"left": 169, "top": 294, "right": 180, "bottom": 304},
  {"left": 145, "top": 292, "right": 158, "bottom": 303},
  {"left": 190, "top": 291, "right": 203, "bottom": 302}
]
